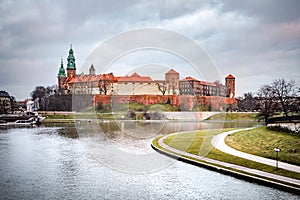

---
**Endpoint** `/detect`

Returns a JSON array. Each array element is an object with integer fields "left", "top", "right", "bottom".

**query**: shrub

[{"left": 267, "top": 125, "right": 299, "bottom": 136}]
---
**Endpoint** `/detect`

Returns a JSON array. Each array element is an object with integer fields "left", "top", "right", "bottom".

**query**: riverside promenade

[
  {"left": 152, "top": 128, "right": 300, "bottom": 193},
  {"left": 211, "top": 128, "right": 300, "bottom": 173}
]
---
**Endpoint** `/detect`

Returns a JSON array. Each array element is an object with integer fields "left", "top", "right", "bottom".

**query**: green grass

[
  {"left": 225, "top": 127, "right": 300, "bottom": 166},
  {"left": 148, "top": 103, "right": 179, "bottom": 112},
  {"left": 111, "top": 103, "right": 147, "bottom": 112},
  {"left": 164, "top": 129, "right": 227, "bottom": 155},
  {"left": 44, "top": 114, "right": 74, "bottom": 119},
  {"left": 159, "top": 129, "right": 300, "bottom": 180},
  {"left": 206, "top": 112, "right": 259, "bottom": 121},
  {"left": 97, "top": 102, "right": 179, "bottom": 113}
]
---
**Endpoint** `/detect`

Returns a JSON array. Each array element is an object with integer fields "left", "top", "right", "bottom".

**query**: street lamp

[{"left": 274, "top": 147, "right": 281, "bottom": 170}]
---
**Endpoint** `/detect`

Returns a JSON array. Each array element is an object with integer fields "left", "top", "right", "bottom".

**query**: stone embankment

[{"left": 40, "top": 111, "right": 220, "bottom": 121}]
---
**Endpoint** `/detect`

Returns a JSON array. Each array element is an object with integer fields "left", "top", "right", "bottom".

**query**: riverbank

[
  {"left": 151, "top": 128, "right": 300, "bottom": 194},
  {"left": 204, "top": 112, "right": 259, "bottom": 121},
  {"left": 41, "top": 112, "right": 116, "bottom": 123},
  {"left": 225, "top": 127, "right": 300, "bottom": 166},
  {"left": 41, "top": 111, "right": 259, "bottom": 123}
]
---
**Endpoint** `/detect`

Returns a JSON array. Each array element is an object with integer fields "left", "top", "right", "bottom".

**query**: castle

[{"left": 57, "top": 46, "right": 235, "bottom": 110}]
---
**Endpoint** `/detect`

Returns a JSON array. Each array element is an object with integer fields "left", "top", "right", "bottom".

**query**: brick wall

[{"left": 93, "top": 94, "right": 236, "bottom": 111}]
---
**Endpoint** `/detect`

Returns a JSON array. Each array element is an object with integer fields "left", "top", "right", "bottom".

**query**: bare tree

[
  {"left": 98, "top": 73, "right": 114, "bottom": 95},
  {"left": 157, "top": 82, "right": 167, "bottom": 95},
  {"left": 237, "top": 92, "right": 256, "bottom": 111},
  {"left": 257, "top": 84, "right": 275, "bottom": 123},
  {"left": 271, "top": 78, "right": 297, "bottom": 117},
  {"left": 170, "top": 78, "right": 177, "bottom": 94},
  {"left": 98, "top": 80, "right": 109, "bottom": 95}
]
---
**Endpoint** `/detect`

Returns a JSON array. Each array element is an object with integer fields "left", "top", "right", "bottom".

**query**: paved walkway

[
  {"left": 211, "top": 128, "right": 300, "bottom": 173},
  {"left": 157, "top": 130, "right": 300, "bottom": 187}
]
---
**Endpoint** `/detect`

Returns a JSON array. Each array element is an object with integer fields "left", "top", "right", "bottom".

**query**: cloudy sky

[{"left": 0, "top": 0, "right": 299, "bottom": 100}]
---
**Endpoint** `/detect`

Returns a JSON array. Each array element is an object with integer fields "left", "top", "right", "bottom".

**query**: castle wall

[{"left": 93, "top": 94, "right": 236, "bottom": 111}]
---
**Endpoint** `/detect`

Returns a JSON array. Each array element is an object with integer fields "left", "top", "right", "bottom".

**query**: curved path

[
  {"left": 211, "top": 128, "right": 300, "bottom": 173},
  {"left": 156, "top": 130, "right": 300, "bottom": 187}
]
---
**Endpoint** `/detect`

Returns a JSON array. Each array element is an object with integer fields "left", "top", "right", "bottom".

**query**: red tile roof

[
  {"left": 226, "top": 74, "right": 235, "bottom": 79},
  {"left": 118, "top": 73, "right": 153, "bottom": 82},
  {"left": 181, "top": 76, "right": 198, "bottom": 81},
  {"left": 67, "top": 73, "right": 115, "bottom": 84},
  {"left": 166, "top": 69, "right": 179, "bottom": 74},
  {"left": 130, "top": 72, "right": 140, "bottom": 77},
  {"left": 200, "top": 81, "right": 217, "bottom": 86},
  {"left": 64, "top": 71, "right": 155, "bottom": 85},
  {"left": 180, "top": 77, "right": 219, "bottom": 86}
]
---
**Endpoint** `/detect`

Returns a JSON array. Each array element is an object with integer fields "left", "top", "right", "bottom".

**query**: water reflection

[
  {"left": 44, "top": 120, "right": 264, "bottom": 174},
  {"left": 56, "top": 120, "right": 262, "bottom": 138},
  {"left": 47, "top": 119, "right": 263, "bottom": 141},
  {"left": 69, "top": 120, "right": 263, "bottom": 173}
]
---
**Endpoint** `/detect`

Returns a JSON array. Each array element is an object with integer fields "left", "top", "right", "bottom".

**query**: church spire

[
  {"left": 89, "top": 64, "right": 96, "bottom": 75},
  {"left": 67, "top": 44, "right": 76, "bottom": 70},
  {"left": 57, "top": 58, "right": 66, "bottom": 77},
  {"left": 66, "top": 44, "right": 76, "bottom": 78}
]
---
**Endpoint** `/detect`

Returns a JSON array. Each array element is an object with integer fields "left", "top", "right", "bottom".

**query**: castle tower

[
  {"left": 89, "top": 64, "right": 96, "bottom": 75},
  {"left": 67, "top": 44, "right": 76, "bottom": 78},
  {"left": 165, "top": 69, "right": 179, "bottom": 95},
  {"left": 57, "top": 58, "right": 66, "bottom": 90},
  {"left": 225, "top": 74, "right": 235, "bottom": 98}
]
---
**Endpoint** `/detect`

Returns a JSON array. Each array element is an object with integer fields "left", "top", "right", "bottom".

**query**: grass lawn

[
  {"left": 99, "top": 102, "right": 179, "bottom": 113},
  {"left": 159, "top": 129, "right": 300, "bottom": 180},
  {"left": 225, "top": 127, "right": 300, "bottom": 166},
  {"left": 44, "top": 114, "right": 75, "bottom": 119},
  {"left": 164, "top": 129, "right": 227, "bottom": 156},
  {"left": 206, "top": 112, "right": 258, "bottom": 121}
]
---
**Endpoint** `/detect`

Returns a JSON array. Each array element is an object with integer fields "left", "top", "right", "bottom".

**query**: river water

[{"left": 0, "top": 121, "right": 298, "bottom": 199}]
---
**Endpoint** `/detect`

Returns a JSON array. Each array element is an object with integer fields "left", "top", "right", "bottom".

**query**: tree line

[
  {"left": 30, "top": 85, "right": 93, "bottom": 111},
  {"left": 237, "top": 78, "right": 299, "bottom": 122}
]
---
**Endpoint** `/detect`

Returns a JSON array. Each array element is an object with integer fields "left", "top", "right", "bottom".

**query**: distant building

[
  {"left": 179, "top": 77, "right": 228, "bottom": 97},
  {"left": 113, "top": 73, "right": 159, "bottom": 95},
  {"left": 225, "top": 74, "right": 235, "bottom": 98},
  {"left": 165, "top": 69, "right": 179, "bottom": 95},
  {"left": 56, "top": 46, "right": 236, "bottom": 106}
]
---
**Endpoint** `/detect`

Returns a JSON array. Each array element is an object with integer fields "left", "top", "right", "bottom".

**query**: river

[{"left": 0, "top": 121, "right": 298, "bottom": 199}]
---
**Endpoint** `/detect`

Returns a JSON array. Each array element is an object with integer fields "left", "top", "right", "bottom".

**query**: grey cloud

[
  {"left": 139, "top": 0, "right": 210, "bottom": 20},
  {"left": 219, "top": 0, "right": 300, "bottom": 23}
]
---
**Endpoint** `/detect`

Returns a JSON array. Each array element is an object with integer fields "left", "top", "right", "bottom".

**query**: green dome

[{"left": 58, "top": 59, "right": 66, "bottom": 77}]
